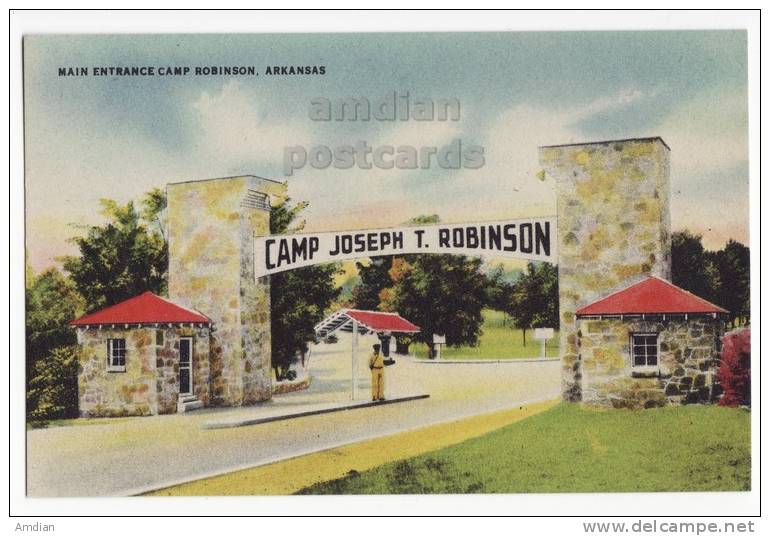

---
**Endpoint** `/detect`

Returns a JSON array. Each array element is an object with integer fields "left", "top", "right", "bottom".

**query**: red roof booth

[
  {"left": 576, "top": 276, "right": 727, "bottom": 317},
  {"left": 315, "top": 309, "right": 420, "bottom": 400},
  {"left": 70, "top": 292, "right": 212, "bottom": 417},
  {"left": 71, "top": 291, "right": 210, "bottom": 327},
  {"left": 314, "top": 308, "right": 420, "bottom": 337},
  {"left": 574, "top": 276, "right": 729, "bottom": 408}
]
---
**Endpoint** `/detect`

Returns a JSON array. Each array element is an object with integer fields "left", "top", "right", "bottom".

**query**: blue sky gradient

[{"left": 24, "top": 31, "right": 748, "bottom": 270}]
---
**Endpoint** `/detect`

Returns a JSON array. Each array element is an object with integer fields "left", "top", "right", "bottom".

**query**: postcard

[{"left": 18, "top": 22, "right": 755, "bottom": 517}]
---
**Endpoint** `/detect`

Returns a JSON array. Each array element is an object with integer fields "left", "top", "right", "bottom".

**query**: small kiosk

[{"left": 314, "top": 309, "right": 420, "bottom": 399}]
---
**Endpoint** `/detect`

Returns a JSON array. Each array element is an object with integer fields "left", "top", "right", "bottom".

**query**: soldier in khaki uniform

[{"left": 368, "top": 344, "right": 385, "bottom": 401}]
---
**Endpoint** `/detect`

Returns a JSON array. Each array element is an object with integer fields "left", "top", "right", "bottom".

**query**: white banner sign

[{"left": 255, "top": 217, "right": 557, "bottom": 278}]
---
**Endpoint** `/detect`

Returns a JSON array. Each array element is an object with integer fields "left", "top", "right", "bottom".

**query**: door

[{"left": 179, "top": 337, "right": 193, "bottom": 395}]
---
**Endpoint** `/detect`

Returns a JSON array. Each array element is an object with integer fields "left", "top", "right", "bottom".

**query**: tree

[
  {"left": 385, "top": 253, "right": 487, "bottom": 359},
  {"left": 25, "top": 267, "right": 85, "bottom": 422},
  {"left": 713, "top": 240, "right": 750, "bottom": 326},
  {"left": 27, "top": 346, "right": 81, "bottom": 424},
  {"left": 62, "top": 193, "right": 167, "bottom": 312},
  {"left": 509, "top": 262, "right": 558, "bottom": 346},
  {"left": 671, "top": 230, "right": 720, "bottom": 305},
  {"left": 25, "top": 249, "right": 35, "bottom": 288},
  {"left": 26, "top": 268, "right": 85, "bottom": 367},
  {"left": 485, "top": 265, "right": 508, "bottom": 310},
  {"left": 531, "top": 262, "right": 559, "bottom": 328},
  {"left": 270, "top": 198, "right": 342, "bottom": 380},
  {"left": 140, "top": 187, "right": 168, "bottom": 245},
  {"left": 484, "top": 265, "right": 517, "bottom": 326},
  {"left": 352, "top": 256, "right": 392, "bottom": 310},
  {"left": 350, "top": 215, "right": 444, "bottom": 315},
  {"left": 671, "top": 231, "right": 750, "bottom": 327},
  {"left": 509, "top": 281, "right": 534, "bottom": 346},
  {"left": 365, "top": 215, "right": 487, "bottom": 358}
]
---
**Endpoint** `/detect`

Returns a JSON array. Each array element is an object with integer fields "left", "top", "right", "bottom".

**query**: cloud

[
  {"left": 438, "top": 86, "right": 749, "bottom": 249},
  {"left": 576, "top": 87, "right": 649, "bottom": 119},
  {"left": 434, "top": 101, "right": 581, "bottom": 221},
  {"left": 373, "top": 118, "right": 463, "bottom": 149},
  {"left": 191, "top": 80, "right": 313, "bottom": 166},
  {"left": 654, "top": 89, "right": 748, "bottom": 177},
  {"left": 285, "top": 109, "right": 466, "bottom": 231},
  {"left": 451, "top": 87, "right": 651, "bottom": 195},
  {"left": 295, "top": 88, "right": 657, "bottom": 231},
  {"left": 24, "top": 79, "right": 749, "bottom": 273}
]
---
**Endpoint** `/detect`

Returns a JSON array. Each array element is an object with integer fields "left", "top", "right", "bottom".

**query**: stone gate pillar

[
  {"left": 538, "top": 138, "right": 671, "bottom": 402},
  {"left": 167, "top": 176, "right": 287, "bottom": 406}
]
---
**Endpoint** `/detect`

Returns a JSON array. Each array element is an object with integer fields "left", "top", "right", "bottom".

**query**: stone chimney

[
  {"left": 538, "top": 138, "right": 671, "bottom": 402},
  {"left": 167, "top": 175, "right": 287, "bottom": 406}
]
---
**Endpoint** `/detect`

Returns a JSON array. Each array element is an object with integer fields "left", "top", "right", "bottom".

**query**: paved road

[{"left": 26, "top": 333, "right": 560, "bottom": 496}]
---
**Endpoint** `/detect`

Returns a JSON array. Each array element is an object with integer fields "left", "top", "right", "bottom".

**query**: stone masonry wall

[
  {"left": 154, "top": 327, "right": 211, "bottom": 414},
  {"left": 577, "top": 316, "right": 725, "bottom": 408},
  {"left": 168, "top": 178, "right": 244, "bottom": 405},
  {"left": 167, "top": 176, "right": 286, "bottom": 406},
  {"left": 78, "top": 326, "right": 211, "bottom": 417},
  {"left": 539, "top": 138, "right": 671, "bottom": 402},
  {"left": 240, "top": 207, "right": 273, "bottom": 404},
  {"left": 78, "top": 327, "right": 157, "bottom": 417}
]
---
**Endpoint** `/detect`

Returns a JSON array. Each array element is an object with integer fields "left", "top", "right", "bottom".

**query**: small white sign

[
  {"left": 534, "top": 328, "right": 554, "bottom": 340},
  {"left": 433, "top": 334, "right": 446, "bottom": 344}
]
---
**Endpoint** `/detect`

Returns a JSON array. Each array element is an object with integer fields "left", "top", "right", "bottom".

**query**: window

[
  {"left": 631, "top": 333, "right": 658, "bottom": 367},
  {"left": 155, "top": 330, "right": 164, "bottom": 346},
  {"left": 107, "top": 338, "right": 126, "bottom": 371}
]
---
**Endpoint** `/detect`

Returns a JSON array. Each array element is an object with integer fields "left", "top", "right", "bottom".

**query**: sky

[{"left": 23, "top": 31, "right": 749, "bottom": 272}]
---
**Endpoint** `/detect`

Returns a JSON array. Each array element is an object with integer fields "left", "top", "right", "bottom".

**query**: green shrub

[
  {"left": 717, "top": 328, "right": 751, "bottom": 407},
  {"left": 27, "top": 345, "right": 80, "bottom": 424}
]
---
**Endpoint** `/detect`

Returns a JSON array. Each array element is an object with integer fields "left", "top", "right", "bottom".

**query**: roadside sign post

[
  {"left": 533, "top": 327, "right": 555, "bottom": 359},
  {"left": 433, "top": 334, "right": 446, "bottom": 360}
]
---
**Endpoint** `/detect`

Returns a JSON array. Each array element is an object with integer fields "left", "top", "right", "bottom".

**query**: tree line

[
  {"left": 349, "top": 215, "right": 559, "bottom": 357},
  {"left": 348, "top": 227, "right": 750, "bottom": 361},
  {"left": 671, "top": 231, "right": 749, "bottom": 328}
]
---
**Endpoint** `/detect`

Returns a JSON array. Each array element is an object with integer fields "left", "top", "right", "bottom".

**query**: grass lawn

[
  {"left": 413, "top": 309, "right": 558, "bottom": 360},
  {"left": 145, "top": 400, "right": 558, "bottom": 496},
  {"left": 298, "top": 403, "right": 751, "bottom": 494}
]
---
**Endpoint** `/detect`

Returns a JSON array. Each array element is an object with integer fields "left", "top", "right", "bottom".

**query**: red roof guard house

[
  {"left": 575, "top": 276, "right": 728, "bottom": 408},
  {"left": 71, "top": 294, "right": 423, "bottom": 416},
  {"left": 71, "top": 292, "right": 212, "bottom": 416}
]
